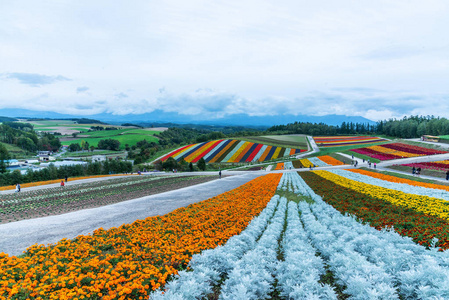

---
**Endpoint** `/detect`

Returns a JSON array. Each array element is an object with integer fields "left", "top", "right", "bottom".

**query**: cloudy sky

[{"left": 1, "top": 0, "right": 448, "bottom": 121}]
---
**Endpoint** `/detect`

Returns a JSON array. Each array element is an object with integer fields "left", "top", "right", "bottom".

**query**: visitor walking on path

[
  {"left": 65, "top": 175, "right": 68, "bottom": 182},
  {"left": 15, "top": 183, "right": 20, "bottom": 192},
  {"left": 412, "top": 166, "right": 416, "bottom": 175},
  {"left": 446, "top": 170, "right": 449, "bottom": 181},
  {"left": 219, "top": 170, "right": 222, "bottom": 179}
]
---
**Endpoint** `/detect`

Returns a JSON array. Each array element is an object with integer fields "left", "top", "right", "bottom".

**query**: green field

[
  {"left": 62, "top": 128, "right": 161, "bottom": 149},
  {"left": 235, "top": 135, "right": 308, "bottom": 149}
]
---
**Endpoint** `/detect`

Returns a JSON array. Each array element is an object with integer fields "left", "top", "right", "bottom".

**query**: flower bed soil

[{"left": 0, "top": 176, "right": 216, "bottom": 224}]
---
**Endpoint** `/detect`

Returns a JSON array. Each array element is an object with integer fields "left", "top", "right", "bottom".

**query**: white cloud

[{"left": 0, "top": 0, "right": 448, "bottom": 122}]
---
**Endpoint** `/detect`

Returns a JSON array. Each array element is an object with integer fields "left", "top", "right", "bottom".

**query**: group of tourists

[{"left": 412, "top": 166, "right": 421, "bottom": 176}]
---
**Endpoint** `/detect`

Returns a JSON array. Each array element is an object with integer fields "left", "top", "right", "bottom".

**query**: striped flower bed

[
  {"left": 313, "top": 136, "right": 386, "bottom": 147},
  {"left": 400, "top": 160, "right": 449, "bottom": 171},
  {"left": 161, "top": 139, "right": 305, "bottom": 163},
  {"left": 301, "top": 171, "right": 449, "bottom": 250},
  {"left": 351, "top": 143, "right": 447, "bottom": 161}
]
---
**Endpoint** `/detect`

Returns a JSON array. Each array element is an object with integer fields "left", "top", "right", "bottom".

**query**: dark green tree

[
  {"left": 163, "top": 157, "right": 178, "bottom": 171},
  {"left": 0, "top": 144, "right": 9, "bottom": 174},
  {"left": 197, "top": 157, "right": 206, "bottom": 171},
  {"left": 68, "top": 143, "right": 82, "bottom": 152}
]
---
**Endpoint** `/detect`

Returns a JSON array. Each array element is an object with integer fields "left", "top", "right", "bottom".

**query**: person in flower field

[
  {"left": 446, "top": 170, "right": 449, "bottom": 181},
  {"left": 60, "top": 180, "right": 65, "bottom": 187}
]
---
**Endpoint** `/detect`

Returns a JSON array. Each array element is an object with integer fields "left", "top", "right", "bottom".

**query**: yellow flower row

[
  {"left": 271, "top": 147, "right": 282, "bottom": 160},
  {"left": 299, "top": 159, "right": 313, "bottom": 168},
  {"left": 227, "top": 141, "right": 250, "bottom": 162},
  {"left": 313, "top": 170, "right": 449, "bottom": 220},
  {"left": 348, "top": 169, "right": 449, "bottom": 192}
]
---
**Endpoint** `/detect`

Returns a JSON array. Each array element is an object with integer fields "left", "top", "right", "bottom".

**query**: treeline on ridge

[{"left": 268, "top": 115, "right": 449, "bottom": 139}]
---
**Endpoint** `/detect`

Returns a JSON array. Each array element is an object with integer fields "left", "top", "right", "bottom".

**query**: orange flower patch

[
  {"left": 0, "top": 173, "right": 281, "bottom": 299},
  {"left": 318, "top": 155, "right": 344, "bottom": 166},
  {"left": 274, "top": 163, "right": 284, "bottom": 170}
]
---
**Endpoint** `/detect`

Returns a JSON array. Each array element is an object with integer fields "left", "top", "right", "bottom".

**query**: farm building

[{"left": 92, "top": 155, "right": 106, "bottom": 162}]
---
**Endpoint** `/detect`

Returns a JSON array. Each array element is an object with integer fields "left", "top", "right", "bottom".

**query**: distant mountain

[{"left": 0, "top": 108, "right": 375, "bottom": 127}]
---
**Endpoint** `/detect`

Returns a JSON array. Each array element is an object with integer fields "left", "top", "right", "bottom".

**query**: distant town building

[
  {"left": 5, "top": 159, "right": 19, "bottom": 166},
  {"left": 25, "top": 159, "right": 39, "bottom": 164},
  {"left": 92, "top": 155, "right": 106, "bottom": 162}
]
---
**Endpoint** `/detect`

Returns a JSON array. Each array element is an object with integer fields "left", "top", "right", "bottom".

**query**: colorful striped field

[
  {"left": 313, "top": 136, "right": 386, "bottom": 147},
  {"left": 161, "top": 139, "right": 306, "bottom": 163}
]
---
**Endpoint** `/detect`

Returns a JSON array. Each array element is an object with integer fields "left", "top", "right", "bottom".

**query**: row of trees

[
  {"left": 0, "top": 160, "right": 132, "bottom": 186},
  {"left": 153, "top": 157, "right": 207, "bottom": 172},
  {"left": 68, "top": 138, "right": 121, "bottom": 152},
  {"left": 267, "top": 121, "right": 377, "bottom": 136},
  {"left": 266, "top": 115, "right": 449, "bottom": 139}
]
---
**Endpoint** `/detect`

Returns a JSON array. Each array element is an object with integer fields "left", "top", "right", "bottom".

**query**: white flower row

[
  {"left": 300, "top": 202, "right": 399, "bottom": 299},
  {"left": 277, "top": 201, "right": 337, "bottom": 299},
  {"left": 251, "top": 145, "right": 268, "bottom": 162},
  {"left": 330, "top": 169, "right": 449, "bottom": 201},
  {"left": 284, "top": 161, "right": 293, "bottom": 170},
  {"left": 219, "top": 196, "right": 287, "bottom": 299},
  {"left": 308, "top": 157, "right": 328, "bottom": 167},
  {"left": 149, "top": 194, "right": 281, "bottom": 299},
  {"left": 294, "top": 172, "right": 449, "bottom": 299}
]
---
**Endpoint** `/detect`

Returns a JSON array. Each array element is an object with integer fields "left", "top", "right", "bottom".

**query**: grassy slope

[{"left": 1, "top": 142, "right": 28, "bottom": 158}]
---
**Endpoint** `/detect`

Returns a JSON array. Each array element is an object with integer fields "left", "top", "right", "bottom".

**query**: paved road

[{"left": 0, "top": 173, "right": 263, "bottom": 256}]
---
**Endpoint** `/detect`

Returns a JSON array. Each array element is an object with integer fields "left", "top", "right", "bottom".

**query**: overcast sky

[{"left": 1, "top": 0, "right": 448, "bottom": 121}]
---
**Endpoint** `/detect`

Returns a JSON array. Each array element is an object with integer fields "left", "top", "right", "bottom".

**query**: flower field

[
  {"left": 151, "top": 172, "right": 449, "bottom": 299},
  {"left": 0, "top": 175, "right": 130, "bottom": 191},
  {"left": 302, "top": 170, "right": 449, "bottom": 249},
  {"left": 351, "top": 143, "right": 447, "bottom": 160},
  {"left": 274, "top": 162, "right": 284, "bottom": 170},
  {"left": 160, "top": 139, "right": 305, "bottom": 163},
  {"left": 399, "top": 159, "right": 449, "bottom": 171},
  {"left": 292, "top": 156, "right": 344, "bottom": 168},
  {"left": 317, "top": 155, "right": 345, "bottom": 166},
  {"left": 0, "top": 175, "right": 216, "bottom": 224},
  {"left": 313, "top": 136, "right": 386, "bottom": 147},
  {"left": 0, "top": 174, "right": 282, "bottom": 299}
]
